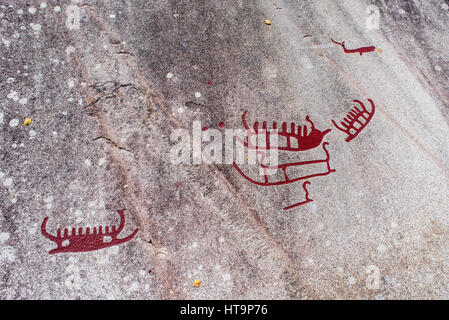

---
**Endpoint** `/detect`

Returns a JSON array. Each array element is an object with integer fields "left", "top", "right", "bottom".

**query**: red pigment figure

[
  {"left": 332, "top": 98, "right": 375, "bottom": 142},
  {"left": 282, "top": 181, "right": 313, "bottom": 211},
  {"left": 41, "top": 210, "right": 138, "bottom": 254},
  {"left": 238, "top": 111, "right": 331, "bottom": 152},
  {"left": 331, "top": 39, "right": 376, "bottom": 55},
  {"left": 233, "top": 111, "right": 335, "bottom": 210}
]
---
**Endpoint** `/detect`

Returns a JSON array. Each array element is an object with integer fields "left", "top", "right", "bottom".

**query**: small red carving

[
  {"left": 219, "top": 122, "right": 225, "bottom": 128},
  {"left": 208, "top": 81, "right": 213, "bottom": 86},
  {"left": 202, "top": 126, "right": 208, "bottom": 131},
  {"left": 331, "top": 39, "right": 376, "bottom": 55},
  {"left": 41, "top": 210, "right": 138, "bottom": 254},
  {"left": 332, "top": 99, "right": 375, "bottom": 142},
  {"left": 238, "top": 111, "right": 331, "bottom": 151},
  {"left": 283, "top": 181, "right": 313, "bottom": 211}
]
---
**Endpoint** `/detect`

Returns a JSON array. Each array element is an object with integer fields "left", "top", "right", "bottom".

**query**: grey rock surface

[{"left": 0, "top": 0, "right": 448, "bottom": 299}]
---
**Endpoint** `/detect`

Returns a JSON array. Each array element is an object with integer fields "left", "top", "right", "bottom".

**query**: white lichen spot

[
  {"left": 300, "top": 56, "right": 313, "bottom": 70},
  {"left": 442, "top": 3, "right": 449, "bottom": 10},
  {"left": 0, "top": 111, "right": 4, "bottom": 125},
  {"left": 2, "top": 38, "right": 10, "bottom": 47},
  {"left": 377, "top": 244, "right": 387, "bottom": 253},
  {"left": 384, "top": 276, "right": 401, "bottom": 288},
  {"left": 9, "top": 119, "right": 19, "bottom": 127},
  {"left": 0, "top": 232, "right": 10, "bottom": 243},
  {"left": 2, "top": 178, "right": 12, "bottom": 188},
  {"left": 44, "top": 195, "right": 53, "bottom": 209},
  {"left": 68, "top": 79, "right": 75, "bottom": 88},
  {"left": 66, "top": 5, "right": 81, "bottom": 30},
  {"left": 52, "top": 131, "right": 58, "bottom": 136},
  {"left": 11, "top": 198, "right": 17, "bottom": 204},
  {"left": 44, "top": 196, "right": 53, "bottom": 204},
  {"left": 84, "top": 159, "right": 92, "bottom": 167},
  {"left": 109, "top": 14, "right": 116, "bottom": 19},
  {"left": 17, "top": 9, "right": 23, "bottom": 15},
  {"left": 65, "top": 46, "right": 75, "bottom": 56},
  {"left": 128, "top": 282, "right": 139, "bottom": 293},
  {"left": 28, "top": 7, "right": 37, "bottom": 14},
  {"left": 348, "top": 277, "right": 356, "bottom": 285},
  {"left": 223, "top": 273, "right": 231, "bottom": 281},
  {"left": 98, "top": 158, "right": 106, "bottom": 166},
  {"left": 109, "top": 246, "right": 120, "bottom": 255},
  {"left": 18, "top": 97, "right": 27, "bottom": 105},
  {"left": 166, "top": 72, "right": 173, "bottom": 79},
  {"left": 95, "top": 64, "right": 102, "bottom": 70},
  {"left": 29, "top": 23, "right": 42, "bottom": 32},
  {"left": 0, "top": 246, "right": 16, "bottom": 263},
  {"left": 40, "top": 3, "right": 47, "bottom": 9},
  {"left": 194, "top": 92, "right": 201, "bottom": 98},
  {"left": 54, "top": 6, "right": 61, "bottom": 12},
  {"left": 29, "top": 130, "right": 37, "bottom": 139},
  {"left": 28, "top": 226, "right": 37, "bottom": 235},
  {"left": 435, "top": 65, "right": 442, "bottom": 71},
  {"left": 366, "top": 5, "right": 380, "bottom": 30},
  {"left": 7, "top": 78, "right": 15, "bottom": 84},
  {"left": 177, "top": 107, "right": 184, "bottom": 114},
  {"left": 11, "top": 143, "right": 17, "bottom": 149}
]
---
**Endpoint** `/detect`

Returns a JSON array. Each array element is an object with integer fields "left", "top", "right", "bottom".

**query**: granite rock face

[{"left": 0, "top": 0, "right": 448, "bottom": 299}]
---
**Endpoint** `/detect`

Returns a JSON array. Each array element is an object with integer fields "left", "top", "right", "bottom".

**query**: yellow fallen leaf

[
  {"left": 193, "top": 279, "right": 201, "bottom": 287},
  {"left": 87, "top": 96, "right": 96, "bottom": 104},
  {"left": 264, "top": 19, "right": 271, "bottom": 25},
  {"left": 377, "top": 48, "right": 382, "bottom": 53},
  {"left": 24, "top": 118, "right": 32, "bottom": 125}
]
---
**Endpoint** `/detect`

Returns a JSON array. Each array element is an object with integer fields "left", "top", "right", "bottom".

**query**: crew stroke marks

[{"left": 41, "top": 210, "right": 138, "bottom": 254}]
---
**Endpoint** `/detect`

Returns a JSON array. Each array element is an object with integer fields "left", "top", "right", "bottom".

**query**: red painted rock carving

[
  {"left": 332, "top": 99, "right": 375, "bottom": 142},
  {"left": 238, "top": 111, "right": 331, "bottom": 152},
  {"left": 283, "top": 181, "right": 313, "bottom": 211},
  {"left": 41, "top": 210, "right": 138, "bottom": 254},
  {"left": 233, "top": 111, "right": 335, "bottom": 210},
  {"left": 331, "top": 39, "right": 376, "bottom": 55},
  {"left": 233, "top": 142, "right": 335, "bottom": 186}
]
